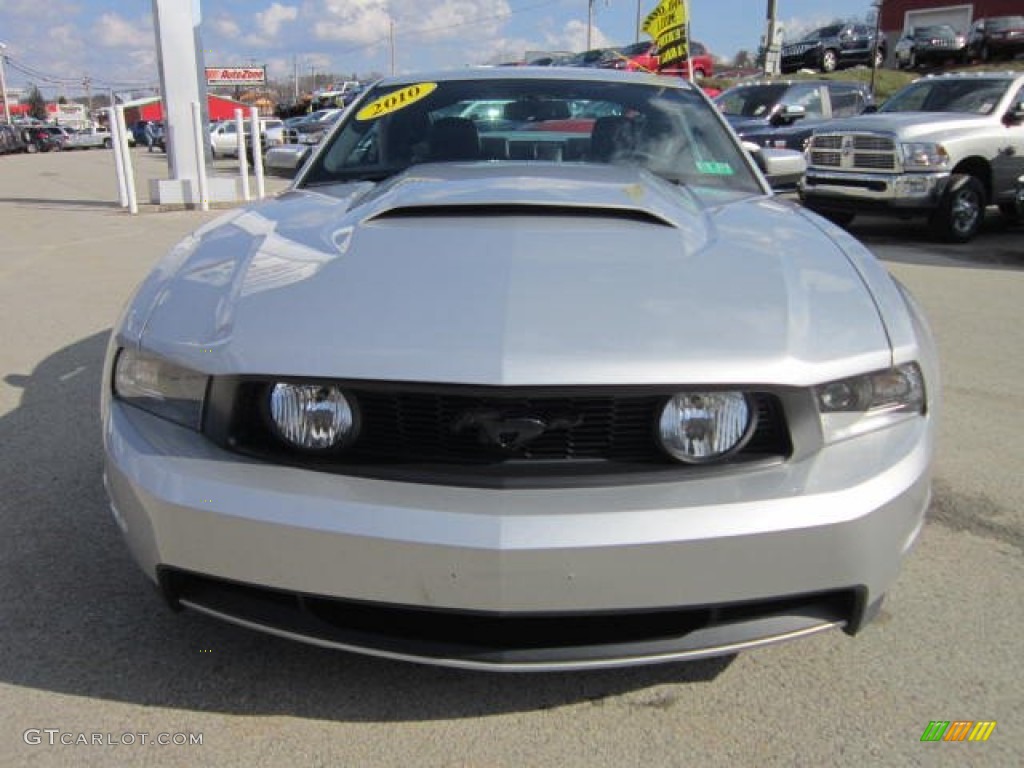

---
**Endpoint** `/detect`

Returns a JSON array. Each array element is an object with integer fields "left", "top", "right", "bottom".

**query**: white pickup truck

[
  {"left": 800, "top": 71, "right": 1024, "bottom": 242},
  {"left": 63, "top": 126, "right": 135, "bottom": 150}
]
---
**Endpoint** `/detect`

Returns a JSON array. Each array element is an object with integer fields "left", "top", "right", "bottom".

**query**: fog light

[
  {"left": 657, "top": 392, "right": 754, "bottom": 464},
  {"left": 269, "top": 383, "right": 357, "bottom": 450}
]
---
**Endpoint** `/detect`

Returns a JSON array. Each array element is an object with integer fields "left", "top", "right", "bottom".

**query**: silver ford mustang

[{"left": 102, "top": 68, "right": 938, "bottom": 671}]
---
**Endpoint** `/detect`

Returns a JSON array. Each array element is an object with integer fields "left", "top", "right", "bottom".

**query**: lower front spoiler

[{"left": 160, "top": 568, "right": 877, "bottom": 672}]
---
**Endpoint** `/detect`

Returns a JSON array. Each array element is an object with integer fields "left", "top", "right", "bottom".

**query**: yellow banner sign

[
  {"left": 356, "top": 82, "right": 437, "bottom": 121},
  {"left": 642, "top": 0, "right": 689, "bottom": 67}
]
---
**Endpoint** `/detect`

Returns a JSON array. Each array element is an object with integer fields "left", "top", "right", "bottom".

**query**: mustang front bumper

[{"left": 104, "top": 401, "right": 931, "bottom": 671}]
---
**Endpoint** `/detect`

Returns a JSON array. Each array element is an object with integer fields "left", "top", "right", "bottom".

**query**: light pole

[
  {"left": 0, "top": 42, "right": 11, "bottom": 124},
  {"left": 635, "top": 0, "right": 644, "bottom": 44},
  {"left": 586, "top": 0, "right": 595, "bottom": 51},
  {"left": 870, "top": 1, "right": 884, "bottom": 98}
]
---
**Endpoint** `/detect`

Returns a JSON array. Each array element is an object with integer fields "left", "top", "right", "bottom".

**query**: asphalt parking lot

[{"left": 0, "top": 148, "right": 1020, "bottom": 767}]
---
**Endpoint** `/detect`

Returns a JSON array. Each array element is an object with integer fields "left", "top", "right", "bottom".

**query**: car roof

[
  {"left": 724, "top": 79, "right": 866, "bottom": 89},
  {"left": 921, "top": 70, "right": 1024, "bottom": 81},
  {"left": 372, "top": 66, "right": 699, "bottom": 92}
]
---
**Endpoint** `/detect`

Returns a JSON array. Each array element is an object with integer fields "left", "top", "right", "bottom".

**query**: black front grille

[{"left": 218, "top": 381, "right": 792, "bottom": 486}]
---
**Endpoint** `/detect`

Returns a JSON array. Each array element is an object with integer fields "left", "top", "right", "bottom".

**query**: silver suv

[{"left": 800, "top": 71, "right": 1024, "bottom": 242}]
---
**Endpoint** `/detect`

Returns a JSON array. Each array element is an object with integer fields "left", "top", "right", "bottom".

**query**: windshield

[
  {"left": 802, "top": 25, "right": 843, "bottom": 41},
  {"left": 300, "top": 77, "right": 762, "bottom": 195},
  {"left": 989, "top": 16, "right": 1024, "bottom": 31},
  {"left": 879, "top": 78, "right": 1010, "bottom": 115},
  {"left": 716, "top": 84, "right": 788, "bottom": 117},
  {"left": 913, "top": 26, "right": 956, "bottom": 38}
]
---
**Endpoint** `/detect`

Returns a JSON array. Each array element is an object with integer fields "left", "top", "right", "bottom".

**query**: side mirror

[
  {"left": 770, "top": 104, "right": 807, "bottom": 126},
  {"left": 1015, "top": 175, "right": 1024, "bottom": 217},
  {"left": 264, "top": 145, "right": 310, "bottom": 178},
  {"left": 1003, "top": 103, "right": 1024, "bottom": 126},
  {"left": 747, "top": 145, "right": 807, "bottom": 191}
]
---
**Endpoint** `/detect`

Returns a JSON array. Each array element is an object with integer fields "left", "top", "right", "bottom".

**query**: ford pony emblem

[{"left": 451, "top": 409, "right": 583, "bottom": 450}]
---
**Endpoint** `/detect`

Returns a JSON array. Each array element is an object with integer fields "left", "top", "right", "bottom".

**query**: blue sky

[{"left": 0, "top": 0, "right": 876, "bottom": 97}]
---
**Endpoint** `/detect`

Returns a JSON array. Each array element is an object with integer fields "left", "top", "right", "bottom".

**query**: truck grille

[{"left": 807, "top": 133, "right": 899, "bottom": 173}]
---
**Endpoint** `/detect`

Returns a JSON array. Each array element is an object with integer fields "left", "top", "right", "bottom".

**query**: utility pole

[
  {"left": 870, "top": 0, "right": 883, "bottom": 97},
  {"left": 587, "top": 0, "right": 595, "bottom": 51},
  {"left": 0, "top": 42, "right": 10, "bottom": 124},
  {"left": 635, "top": 0, "right": 644, "bottom": 44},
  {"left": 764, "top": 0, "right": 780, "bottom": 76},
  {"left": 84, "top": 76, "right": 92, "bottom": 118},
  {"left": 292, "top": 54, "right": 298, "bottom": 102}
]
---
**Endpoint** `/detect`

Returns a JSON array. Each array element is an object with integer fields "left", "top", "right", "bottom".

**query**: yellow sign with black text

[
  {"left": 642, "top": 0, "right": 689, "bottom": 67},
  {"left": 356, "top": 82, "right": 438, "bottom": 121}
]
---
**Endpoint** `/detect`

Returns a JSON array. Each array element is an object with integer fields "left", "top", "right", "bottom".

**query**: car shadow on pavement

[
  {"left": 851, "top": 213, "right": 1023, "bottom": 270},
  {"left": 0, "top": 332, "right": 733, "bottom": 722}
]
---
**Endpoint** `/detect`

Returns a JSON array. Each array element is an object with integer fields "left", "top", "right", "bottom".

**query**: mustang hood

[{"left": 134, "top": 165, "right": 892, "bottom": 386}]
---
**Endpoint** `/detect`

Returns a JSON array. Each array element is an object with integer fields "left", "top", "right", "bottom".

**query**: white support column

[
  {"left": 250, "top": 107, "right": 265, "bottom": 200},
  {"left": 191, "top": 101, "right": 209, "bottom": 211},
  {"left": 150, "top": 0, "right": 240, "bottom": 205},
  {"left": 115, "top": 106, "right": 139, "bottom": 214},
  {"left": 150, "top": 0, "right": 204, "bottom": 203},
  {"left": 109, "top": 107, "right": 129, "bottom": 208},
  {"left": 235, "top": 108, "right": 250, "bottom": 201}
]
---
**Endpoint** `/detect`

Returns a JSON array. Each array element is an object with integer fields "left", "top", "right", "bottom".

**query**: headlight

[
  {"left": 816, "top": 363, "right": 925, "bottom": 443},
  {"left": 657, "top": 392, "right": 754, "bottom": 464},
  {"left": 113, "top": 348, "right": 208, "bottom": 430},
  {"left": 269, "top": 383, "right": 357, "bottom": 451},
  {"left": 902, "top": 142, "right": 950, "bottom": 170}
]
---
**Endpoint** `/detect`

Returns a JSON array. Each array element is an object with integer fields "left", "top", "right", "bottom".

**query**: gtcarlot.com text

[{"left": 23, "top": 730, "right": 203, "bottom": 747}]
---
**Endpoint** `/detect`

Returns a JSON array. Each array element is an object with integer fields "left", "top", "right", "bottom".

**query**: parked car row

[
  {"left": 892, "top": 15, "right": 1024, "bottom": 71},
  {"left": 520, "top": 41, "right": 715, "bottom": 80},
  {"left": 780, "top": 15, "right": 1023, "bottom": 75}
]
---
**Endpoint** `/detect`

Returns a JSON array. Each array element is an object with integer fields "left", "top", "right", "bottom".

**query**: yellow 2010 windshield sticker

[{"left": 356, "top": 82, "right": 438, "bottom": 121}]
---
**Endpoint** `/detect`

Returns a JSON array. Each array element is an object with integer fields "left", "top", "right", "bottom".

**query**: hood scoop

[{"left": 369, "top": 203, "right": 676, "bottom": 228}]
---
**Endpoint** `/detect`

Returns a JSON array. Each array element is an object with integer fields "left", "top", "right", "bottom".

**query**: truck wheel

[
  {"left": 103, "top": 138, "right": 112, "bottom": 149},
  {"left": 26, "top": 142, "right": 38, "bottom": 154},
  {"left": 929, "top": 175, "right": 985, "bottom": 243},
  {"left": 821, "top": 49, "right": 838, "bottom": 72}
]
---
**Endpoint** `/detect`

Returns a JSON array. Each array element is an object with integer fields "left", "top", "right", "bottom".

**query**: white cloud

[
  {"left": 49, "top": 24, "right": 85, "bottom": 54},
  {"left": 313, "top": 0, "right": 392, "bottom": 45},
  {"left": 211, "top": 17, "right": 242, "bottom": 40},
  {"left": 545, "top": 19, "right": 612, "bottom": 52},
  {"left": 93, "top": 13, "right": 152, "bottom": 49},
  {"left": 256, "top": 3, "right": 300, "bottom": 38}
]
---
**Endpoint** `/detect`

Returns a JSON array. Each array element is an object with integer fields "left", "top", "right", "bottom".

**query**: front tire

[
  {"left": 929, "top": 175, "right": 985, "bottom": 243},
  {"left": 821, "top": 49, "right": 838, "bottom": 72},
  {"left": 103, "top": 138, "right": 112, "bottom": 149}
]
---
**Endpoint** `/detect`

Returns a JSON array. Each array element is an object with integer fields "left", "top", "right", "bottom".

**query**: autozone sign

[{"left": 206, "top": 67, "right": 266, "bottom": 85}]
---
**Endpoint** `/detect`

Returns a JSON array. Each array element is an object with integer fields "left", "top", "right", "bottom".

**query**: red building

[
  {"left": 880, "top": 1, "right": 1021, "bottom": 41},
  {"left": 121, "top": 94, "right": 251, "bottom": 125}
]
